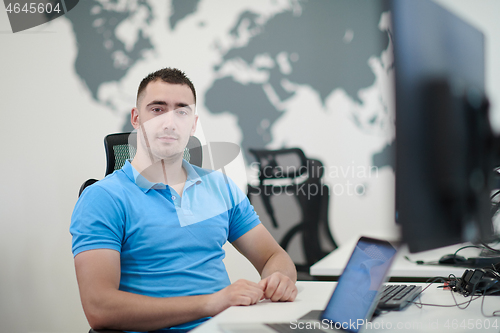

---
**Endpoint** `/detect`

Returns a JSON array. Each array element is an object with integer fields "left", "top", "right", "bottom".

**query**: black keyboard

[{"left": 377, "top": 284, "right": 422, "bottom": 310}]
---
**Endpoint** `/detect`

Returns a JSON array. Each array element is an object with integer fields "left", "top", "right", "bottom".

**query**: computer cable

[
  {"left": 371, "top": 277, "right": 498, "bottom": 321},
  {"left": 449, "top": 274, "right": 491, "bottom": 310},
  {"left": 480, "top": 242, "right": 500, "bottom": 255},
  {"left": 453, "top": 245, "right": 486, "bottom": 257},
  {"left": 481, "top": 292, "right": 500, "bottom": 318},
  {"left": 410, "top": 276, "right": 483, "bottom": 310},
  {"left": 467, "top": 273, "right": 500, "bottom": 318},
  {"left": 448, "top": 268, "right": 500, "bottom": 299},
  {"left": 403, "top": 246, "right": 479, "bottom": 265},
  {"left": 410, "top": 276, "right": 476, "bottom": 309},
  {"left": 403, "top": 256, "right": 438, "bottom": 265},
  {"left": 405, "top": 244, "right": 500, "bottom": 266},
  {"left": 404, "top": 273, "right": 500, "bottom": 319}
]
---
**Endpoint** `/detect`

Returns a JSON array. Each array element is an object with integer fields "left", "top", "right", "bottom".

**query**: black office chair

[
  {"left": 247, "top": 147, "right": 337, "bottom": 279},
  {"left": 79, "top": 132, "right": 202, "bottom": 196}
]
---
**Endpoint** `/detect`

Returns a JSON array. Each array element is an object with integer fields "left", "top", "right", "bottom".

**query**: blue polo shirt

[{"left": 70, "top": 160, "right": 261, "bottom": 331}]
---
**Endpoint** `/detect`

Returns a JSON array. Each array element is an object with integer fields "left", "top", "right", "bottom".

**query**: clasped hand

[
  {"left": 212, "top": 272, "right": 297, "bottom": 316},
  {"left": 258, "top": 271, "right": 297, "bottom": 302}
]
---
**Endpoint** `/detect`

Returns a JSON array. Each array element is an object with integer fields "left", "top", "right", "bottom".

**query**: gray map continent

[
  {"left": 205, "top": 78, "right": 280, "bottom": 152},
  {"left": 205, "top": 0, "right": 390, "bottom": 160},
  {"left": 65, "top": 0, "right": 154, "bottom": 102},
  {"left": 170, "top": 0, "right": 201, "bottom": 30}
]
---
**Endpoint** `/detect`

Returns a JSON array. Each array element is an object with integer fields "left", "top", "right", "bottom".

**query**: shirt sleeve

[
  {"left": 225, "top": 177, "right": 261, "bottom": 243},
  {"left": 70, "top": 184, "right": 125, "bottom": 256}
]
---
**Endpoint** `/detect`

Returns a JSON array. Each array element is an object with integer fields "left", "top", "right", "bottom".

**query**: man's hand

[
  {"left": 208, "top": 279, "right": 264, "bottom": 315},
  {"left": 231, "top": 225, "right": 298, "bottom": 302},
  {"left": 258, "top": 272, "right": 298, "bottom": 302}
]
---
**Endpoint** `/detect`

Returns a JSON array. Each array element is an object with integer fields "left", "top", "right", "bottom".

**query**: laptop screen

[{"left": 321, "top": 237, "right": 397, "bottom": 332}]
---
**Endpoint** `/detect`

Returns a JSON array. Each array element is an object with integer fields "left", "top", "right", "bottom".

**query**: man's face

[{"left": 131, "top": 80, "right": 198, "bottom": 162}]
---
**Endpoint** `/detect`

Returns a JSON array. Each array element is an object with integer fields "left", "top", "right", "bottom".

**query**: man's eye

[
  {"left": 176, "top": 108, "right": 188, "bottom": 115},
  {"left": 152, "top": 107, "right": 163, "bottom": 113}
]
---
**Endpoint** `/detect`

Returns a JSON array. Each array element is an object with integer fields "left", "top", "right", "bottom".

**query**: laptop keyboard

[
  {"left": 377, "top": 284, "right": 422, "bottom": 310},
  {"left": 229, "top": 285, "right": 422, "bottom": 333}
]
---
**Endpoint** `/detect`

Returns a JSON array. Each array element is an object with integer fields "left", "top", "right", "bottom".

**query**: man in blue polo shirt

[{"left": 70, "top": 68, "right": 297, "bottom": 332}]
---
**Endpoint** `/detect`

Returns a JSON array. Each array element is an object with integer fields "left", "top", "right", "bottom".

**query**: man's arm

[
  {"left": 74, "top": 249, "right": 264, "bottom": 331},
  {"left": 231, "top": 224, "right": 298, "bottom": 302}
]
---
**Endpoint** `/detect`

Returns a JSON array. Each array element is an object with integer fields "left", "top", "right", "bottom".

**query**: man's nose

[{"left": 161, "top": 110, "right": 176, "bottom": 130}]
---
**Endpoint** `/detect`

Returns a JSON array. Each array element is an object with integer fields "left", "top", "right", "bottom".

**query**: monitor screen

[{"left": 391, "top": 0, "right": 495, "bottom": 253}]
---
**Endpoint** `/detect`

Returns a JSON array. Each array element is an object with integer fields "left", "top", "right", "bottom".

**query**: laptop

[{"left": 219, "top": 236, "right": 418, "bottom": 333}]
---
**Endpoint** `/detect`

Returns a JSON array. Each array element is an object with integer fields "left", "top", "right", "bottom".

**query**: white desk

[
  {"left": 310, "top": 237, "right": 486, "bottom": 281},
  {"left": 192, "top": 281, "right": 500, "bottom": 333}
]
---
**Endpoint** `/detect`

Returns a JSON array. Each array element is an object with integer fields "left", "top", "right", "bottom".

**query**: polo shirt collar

[
  {"left": 182, "top": 159, "right": 203, "bottom": 186},
  {"left": 123, "top": 160, "right": 202, "bottom": 193}
]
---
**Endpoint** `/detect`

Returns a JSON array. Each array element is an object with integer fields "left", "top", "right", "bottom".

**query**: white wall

[
  {"left": 0, "top": 1, "right": 499, "bottom": 332},
  {"left": 0, "top": 15, "right": 121, "bottom": 332},
  {"left": 0, "top": 4, "right": 261, "bottom": 332}
]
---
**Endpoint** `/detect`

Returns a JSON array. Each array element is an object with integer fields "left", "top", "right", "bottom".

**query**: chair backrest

[
  {"left": 78, "top": 133, "right": 203, "bottom": 196},
  {"left": 104, "top": 132, "right": 203, "bottom": 176},
  {"left": 247, "top": 147, "right": 337, "bottom": 275}
]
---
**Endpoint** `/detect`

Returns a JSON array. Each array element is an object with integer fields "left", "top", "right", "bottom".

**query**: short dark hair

[{"left": 137, "top": 67, "right": 196, "bottom": 105}]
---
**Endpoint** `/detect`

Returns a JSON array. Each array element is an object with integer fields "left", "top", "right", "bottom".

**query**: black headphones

[{"left": 451, "top": 268, "right": 500, "bottom": 296}]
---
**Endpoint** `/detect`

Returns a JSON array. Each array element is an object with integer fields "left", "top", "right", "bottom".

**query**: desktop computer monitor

[{"left": 390, "top": 0, "right": 496, "bottom": 253}]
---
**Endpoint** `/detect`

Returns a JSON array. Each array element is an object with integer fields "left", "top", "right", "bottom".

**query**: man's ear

[
  {"left": 191, "top": 114, "right": 199, "bottom": 136},
  {"left": 131, "top": 107, "right": 140, "bottom": 130}
]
